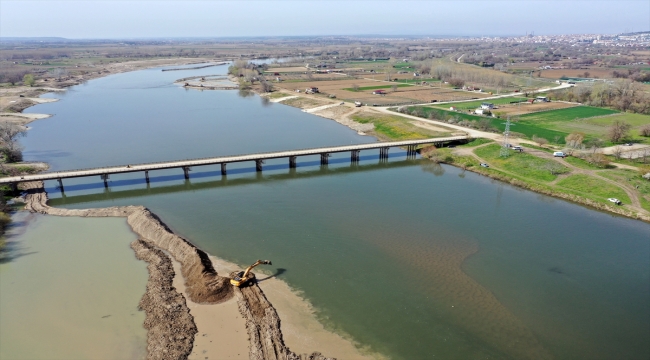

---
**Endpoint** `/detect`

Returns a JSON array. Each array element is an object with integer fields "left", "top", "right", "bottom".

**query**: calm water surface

[{"left": 20, "top": 64, "right": 650, "bottom": 359}]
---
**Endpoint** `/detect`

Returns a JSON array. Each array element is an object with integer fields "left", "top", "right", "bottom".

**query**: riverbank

[{"left": 253, "top": 88, "right": 650, "bottom": 223}]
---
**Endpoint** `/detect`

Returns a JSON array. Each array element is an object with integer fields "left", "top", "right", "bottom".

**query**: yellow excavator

[{"left": 230, "top": 260, "right": 272, "bottom": 287}]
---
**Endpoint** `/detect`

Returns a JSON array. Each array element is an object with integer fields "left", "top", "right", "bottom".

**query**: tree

[
  {"left": 565, "top": 132, "right": 585, "bottom": 148},
  {"left": 532, "top": 135, "right": 549, "bottom": 146},
  {"left": 391, "top": 84, "right": 398, "bottom": 92},
  {"left": 23, "top": 74, "right": 35, "bottom": 87},
  {"left": 260, "top": 79, "right": 273, "bottom": 93},
  {"left": 544, "top": 162, "right": 566, "bottom": 176},
  {"left": 607, "top": 120, "right": 632, "bottom": 143},
  {"left": 0, "top": 123, "right": 27, "bottom": 163},
  {"left": 352, "top": 84, "right": 359, "bottom": 91},
  {"left": 639, "top": 124, "right": 650, "bottom": 137},
  {"left": 612, "top": 146, "right": 624, "bottom": 160}
]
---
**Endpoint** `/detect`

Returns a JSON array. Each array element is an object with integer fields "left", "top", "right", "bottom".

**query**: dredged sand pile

[{"left": 21, "top": 181, "right": 341, "bottom": 360}]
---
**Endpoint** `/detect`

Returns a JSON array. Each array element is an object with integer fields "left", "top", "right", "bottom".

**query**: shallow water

[
  {"left": 20, "top": 65, "right": 650, "bottom": 359},
  {"left": 0, "top": 213, "right": 147, "bottom": 359}
]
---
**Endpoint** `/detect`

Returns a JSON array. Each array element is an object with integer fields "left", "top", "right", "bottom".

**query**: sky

[{"left": 1, "top": 0, "right": 649, "bottom": 38}]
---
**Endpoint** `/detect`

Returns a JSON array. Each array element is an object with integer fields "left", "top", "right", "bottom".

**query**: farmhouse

[
  {"left": 474, "top": 109, "right": 491, "bottom": 115},
  {"left": 481, "top": 102, "right": 495, "bottom": 110},
  {"left": 536, "top": 96, "right": 549, "bottom": 102},
  {"left": 306, "top": 87, "right": 319, "bottom": 93}
]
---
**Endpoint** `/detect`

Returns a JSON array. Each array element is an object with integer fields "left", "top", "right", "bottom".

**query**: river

[{"left": 9, "top": 63, "right": 650, "bottom": 359}]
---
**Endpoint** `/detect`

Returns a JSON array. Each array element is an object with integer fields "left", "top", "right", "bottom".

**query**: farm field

[
  {"left": 517, "top": 106, "right": 619, "bottom": 123},
  {"left": 264, "top": 66, "right": 308, "bottom": 73},
  {"left": 344, "top": 84, "right": 413, "bottom": 91},
  {"left": 274, "top": 77, "right": 491, "bottom": 105},
  {"left": 435, "top": 96, "right": 527, "bottom": 110}
]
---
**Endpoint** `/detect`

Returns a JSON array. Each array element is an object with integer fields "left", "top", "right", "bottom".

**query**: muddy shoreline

[{"left": 21, "top": 181, "right": 337, "bottom": 360}]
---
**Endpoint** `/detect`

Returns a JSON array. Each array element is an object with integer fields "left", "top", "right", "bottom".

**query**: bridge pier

[
  {"left": 57, "top": 178, "right": 64, "bottom": 193},
  {"left": 221, "top": 163, "right": 227, "bottom": 176},
  {"left": 320, "top": 153, "right": 330, "bottom": 165},
  {"left": 182, "top": 166, "right": 191, "bottom": 179},
  {"left": 256, "top": 159, "right": 264, "bottom": 172},
  {"left": 379, "top": 147, "right": 389, "bottom": 159},
  {"left": 406, "top": 145, "right": 417, "bottom": 158},
  {"left": 289, "top": 156, "right": 297, "bottom": 168},
  {"left": 145, "top": 170, "right": 150, "bottom": 183},
  {"left": 351, "top": 150, "right": 360, "bottom": 163},
  {"left": 100, "top": 174, "right": 109, "bottom": 188},
  {"left": 10, "top": 182, "right": 18, "bottom": 194}
]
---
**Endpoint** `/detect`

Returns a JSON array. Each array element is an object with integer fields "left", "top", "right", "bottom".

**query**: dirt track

[{"left": 21, "top": 181, "right": 334, "bottom": 360}]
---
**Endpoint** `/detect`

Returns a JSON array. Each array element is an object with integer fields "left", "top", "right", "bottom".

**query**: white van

[{"left": 553, "top": 151, "right": 566, "bottom": 158}]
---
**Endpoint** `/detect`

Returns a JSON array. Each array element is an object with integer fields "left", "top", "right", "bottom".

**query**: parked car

[
  {"left": 608, "top": 198, "right": 622, "bottom": 205},
  {"left": 553, "top": 151, "right": 566, "bottom": 158},
  {"left": 624, "top": 143, "right": 633, "bottom": 146},
  {"left": 480, "top": 163, "right": 489, "bottom": 168},
  {"left": 513, "top": 146, "right": 523, "bottom": 152}
]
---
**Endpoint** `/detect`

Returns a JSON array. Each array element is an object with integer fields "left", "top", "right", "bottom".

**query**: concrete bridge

[{"left": 0, "top": 136, "right": 468, "bottom": 191}]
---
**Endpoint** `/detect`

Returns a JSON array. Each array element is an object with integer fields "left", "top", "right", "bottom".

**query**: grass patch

[
  {"left": 474, "top": 144, "right": 569, "bottom": 182},
  {"left": 344, "top": 84, "right": 412, "bottom": 91},
  {"left": 598, "top": 169, "right": 650, "bottom": 211},
  {"left": 459, "top": 138, "right": 494, "bottom": 147},
  {"left": 266, "top": 92, "right": 292, "bottom": 99},
  {"left": 557, "top": 174, "right": 630, "bottom": 204},
  {"left": 563, "top": 156, "right": 608, "bottom": 170},
  {"left": 351, "top": 112, "right": 452, "bottom": 141}
]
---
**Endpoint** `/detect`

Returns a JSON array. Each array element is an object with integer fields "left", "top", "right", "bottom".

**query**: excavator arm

[{"left": 230, "top": 259, "right": 272, "bottom": 287}]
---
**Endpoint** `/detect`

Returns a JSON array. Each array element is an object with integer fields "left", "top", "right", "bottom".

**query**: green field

[
  {"left": 474, "top": 144, "right": 569, "bottom": 182},
  {"left": 344, "top": 84, "right": 413, "bottom": 91},
  {"left": 405, "top": 106, "right": 569, "bottom": 143},
  {"left": 587, "top": 113, "right": 650, "bottom": 127},
  {"left": 434, "top": 96, "right": 527, "bottom": 110},
  {"left": 518, "top": 106, "right": 619, "bottom": 123}
]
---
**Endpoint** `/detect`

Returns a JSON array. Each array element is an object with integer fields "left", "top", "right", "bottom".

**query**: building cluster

[{"left": 436, "top": 32, "right": 650, "bottom": 47}]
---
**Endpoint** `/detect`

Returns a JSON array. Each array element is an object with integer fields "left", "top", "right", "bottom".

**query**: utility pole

[{"left": 500, "top": 116, "right": 512, "bottom": 158}]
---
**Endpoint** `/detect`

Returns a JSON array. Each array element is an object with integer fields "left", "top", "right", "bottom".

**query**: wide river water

[{"left": 13, "top": 63, "right": 650, "bottom": 359}]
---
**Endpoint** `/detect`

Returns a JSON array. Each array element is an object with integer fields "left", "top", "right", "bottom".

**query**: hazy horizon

[{"left": 1, "top": 0, "right": 649, "bottom": 39}]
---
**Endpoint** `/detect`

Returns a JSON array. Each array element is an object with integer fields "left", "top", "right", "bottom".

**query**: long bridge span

[{"left": 0, "top": 136, "right": 468, "bottom": 191}]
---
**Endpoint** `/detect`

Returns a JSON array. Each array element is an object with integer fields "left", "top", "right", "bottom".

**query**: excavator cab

[{"left": 230, "top": 260, "right": 272, "bottom": 287}]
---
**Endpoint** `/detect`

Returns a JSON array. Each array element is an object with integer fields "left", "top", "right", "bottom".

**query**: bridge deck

[{"left": 0, "top": 136, "right": 467, "bottom": 184}]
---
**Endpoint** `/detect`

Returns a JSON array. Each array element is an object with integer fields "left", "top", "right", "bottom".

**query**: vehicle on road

[
  {"left": 513, "top": 146, "right": 523, "bottom": 152},
  {"left": 553, "top": 151, "right": 566, "bottom": 158},
  {"left": 480, "top": 163, "right": 489, "bottom": 168},
  {"left": 607, "top": 198, "right": 622, "bottom": 205},
  {"left": 624, "top": 143, "right": 633, "bottom": 146}
]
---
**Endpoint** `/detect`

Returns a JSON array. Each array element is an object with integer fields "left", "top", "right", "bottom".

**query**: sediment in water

[
  {"left": 21, "top": 181, "right": 335, "bottom": 360},
  {"left": 131, "top": 239, "right": 197, "bottom": 359}
]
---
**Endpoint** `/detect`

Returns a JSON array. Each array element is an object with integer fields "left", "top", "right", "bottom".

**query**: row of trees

[{"left": 553, "top": 80, "right": 650, "bottom": 114}]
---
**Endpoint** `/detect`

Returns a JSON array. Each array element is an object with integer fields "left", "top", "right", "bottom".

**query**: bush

[{"left": 640, "top": 124, "right": 650, "bottom": 137}]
